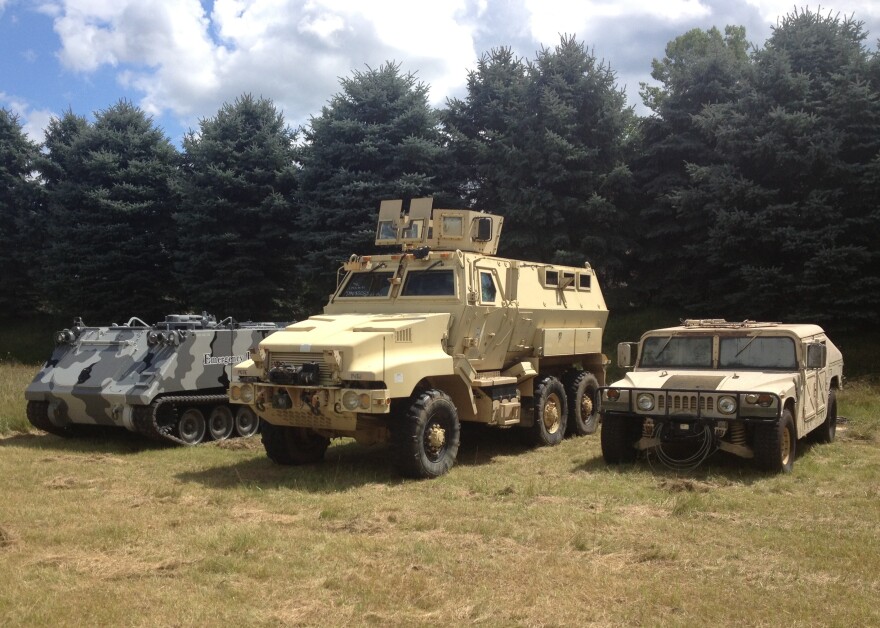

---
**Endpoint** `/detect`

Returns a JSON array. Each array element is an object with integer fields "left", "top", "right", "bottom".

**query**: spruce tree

[{"left": 174, "top": 94, "right": 298, "bottom": 320}]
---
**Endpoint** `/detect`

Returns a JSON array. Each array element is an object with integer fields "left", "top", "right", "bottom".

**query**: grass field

[{"left": 1, "top": 362, "right": 879, "bottom": 626}]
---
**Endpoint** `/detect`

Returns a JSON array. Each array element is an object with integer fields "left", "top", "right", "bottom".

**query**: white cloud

[{"left": 0, "top": 92, "right": 56, "bottom": 142}]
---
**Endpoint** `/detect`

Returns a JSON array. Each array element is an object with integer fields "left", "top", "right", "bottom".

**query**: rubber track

[{"left": 132, "top": 394, "right": 229, "bottom": 446}]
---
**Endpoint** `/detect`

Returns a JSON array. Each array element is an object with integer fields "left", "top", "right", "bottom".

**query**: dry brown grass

[{"left": 0, "top": 376, "right": 878, "bottom": 626}]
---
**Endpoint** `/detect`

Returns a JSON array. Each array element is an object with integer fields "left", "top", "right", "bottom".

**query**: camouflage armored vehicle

[
  {"left": 25, "top": 314, "right": 284, "bottom": 445},
  {"left": 600, "top": 319, "right": 843, "bottom": 472},
  {"left": 230, "top": 198, "right": 609, "bottom": 478}
]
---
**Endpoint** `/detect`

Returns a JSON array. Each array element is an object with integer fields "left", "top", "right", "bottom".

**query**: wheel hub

[
  {"left": 781, "top": 427, "right": 791, "bottom": 465},
  {"left": 581, "top": 395, "right": 593, "bottom": 418},
  {"left": 426, "top": 423, "right": 446, "bottom": 453},
  {"left": 544, "top": 395, "right": 561, "bottom": 433}
]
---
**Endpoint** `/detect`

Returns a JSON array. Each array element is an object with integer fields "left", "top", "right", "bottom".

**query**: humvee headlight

[
  {"left": 745, "top": 393, "right": 774, "bottom": 407},
  {"left": 342, "top": 390, "right": 360, "bottom": 411},
  {"left": 637, "top": 393, "right": 655, "bottom": 411},
  {"left": 718, "top": 395, "right": 737, "bottom": 415},
  {"left": 745, "top": 393, "right": 758, "bottom": 404},
  {"left": 239, "top": 384, "right": 254, "bottom": 404},
  {"left": 606, "top": 389, "right": 620, "bottom": 401}
]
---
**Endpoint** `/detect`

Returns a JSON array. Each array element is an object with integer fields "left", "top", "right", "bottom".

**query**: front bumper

[{"left": 600, "top": 386, "right": 782, "bottom": 424}]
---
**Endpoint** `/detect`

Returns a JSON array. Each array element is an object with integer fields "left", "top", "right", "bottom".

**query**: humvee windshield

[
  {"left": 640, "top": 336, "right": 712, "bottom": 368},
  {"left": 401, "top": 269, "right": 455, "bottom": 296},
  {"left": 719, "top": 336, "right": 797, "bottom": 370},
  {"left": 340, "top": 271, "right": 394, "bottom": 298}
]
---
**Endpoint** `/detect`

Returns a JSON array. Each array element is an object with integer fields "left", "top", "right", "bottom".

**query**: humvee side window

[
  {"left": 719, "top": 336, "right": 797, "bottom": 370},
  {"left": 339, "top": 271, "right": 394, "bottom": 297},
  {"left": 545, "top": 270, "right": 559, "bottom": 286},
  {"left": 641, "top": 336, "right": 712, "bottom": 368},
  {"left": 401, "top": 269, "right": 455, "bottom": 296},
  {"left": 480, "top": 271, "right": 497, "bottom": 303}
]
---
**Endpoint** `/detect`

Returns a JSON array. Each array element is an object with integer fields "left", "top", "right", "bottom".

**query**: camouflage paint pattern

[{"left": 25, "top": 315, "right": 282, "bottom": 430}]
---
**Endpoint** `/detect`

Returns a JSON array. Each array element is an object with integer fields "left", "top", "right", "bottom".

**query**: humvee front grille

[
  {"left": 659, "top": 394, "right": 715, "bottom": 412},
  {"left": 267, "top": 352, "right": 335, "bottom": 387}
]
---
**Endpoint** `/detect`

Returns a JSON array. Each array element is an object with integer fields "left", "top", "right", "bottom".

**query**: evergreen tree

[
  {"left": 443, "top": 37, "right": 635, "bottom": 288},
  {"left": 632, "top": 26, "right": 751, "bottom": 309},
  {"left": 0, "top": 109, "right": 42, "bottom": 316},
  {"left": 681, "top": 9, "right": 880, "bottom": 325},
  {"left": 174, "top": 94, "right": 298, "bottom": 320},
  {"left": 40, "top": 102, "right": 179, "bottom": 323},
  {"left": 296, "top": 63, "right": 444, "bottom": 311}
]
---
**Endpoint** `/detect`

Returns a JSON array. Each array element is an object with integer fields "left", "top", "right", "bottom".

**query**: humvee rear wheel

[
  {"left": 261, "top": 422, "right": 329, "bottom": 465},
  {"left": 600, "top": 415, "right": 642, "bottom": 464},
  {"left": 754, "top": 410, "right": 796, "bottom": 473},
  {"left": 208, "top": 406, "right": 234, "bottom": 441},
  {"left": 527, "top": 376, "right": 567, "bottom": 447},
  {"left": 177, "top": 408, "right": 206, "bottom": 445},
  {"left": 234, "top": 406, "right": 260, "bottom": 437},
  {"left": 812, "top": 389, "right": 837, "bottom": 444},
  {"left": 393, "top": 389, "right": 461, "bottom": 479},
  {"left": 565, "top": 371, "right": 600, "bottom": 436}
]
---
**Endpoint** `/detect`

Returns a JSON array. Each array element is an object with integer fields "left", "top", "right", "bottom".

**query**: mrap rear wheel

[
  {"left": 526, "top": 376, "right": 567, "bottom": 447},
  {"left": 565, "top": 371, "right": 600, "bottom": 436},
  {"left": 393, "top": 389, "right": 461, "bottom": 479}
]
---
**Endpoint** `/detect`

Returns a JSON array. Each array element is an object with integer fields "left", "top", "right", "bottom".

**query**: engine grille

[
  {"left": 267, "top": 352, "right": 335, "bottom": 387},
  {"left": 658, "top": 393, "right": 715, "bottom": 413}
]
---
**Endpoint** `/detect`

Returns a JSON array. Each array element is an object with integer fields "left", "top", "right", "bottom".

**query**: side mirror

[
  {"left": 806, "top": 343, "right": 826, "bottom": 369},
  {"left": 617, "top": 342, "right": 638, "bottom": 368}
]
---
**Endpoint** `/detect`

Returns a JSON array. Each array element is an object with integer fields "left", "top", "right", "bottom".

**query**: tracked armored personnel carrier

[
  {"left": 25, "top": 314, "right": 284, "bottom": 445},
  {"left": 230, "top": 198, "right": 609, "bottom": 478},
  {"left": 600, "top": 319, "right": 843, "bottom": 472}
]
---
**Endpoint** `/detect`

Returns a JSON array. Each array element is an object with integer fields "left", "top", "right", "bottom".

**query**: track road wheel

[
  {"left": 600, "top": 415, "right": 642, "bottom": 464},
  {"left": 812, "top": 389, "right": 837, "bottom": 444},
  {"left": 261, "top": 422, "right": 330, "bottom": 465},
  {"left": 234, "top": 406, "right": 260, "bottom": 437},
  {"left": 207, "top": 406, "right": 234, "bottom": 441},
  {"left": 26, "top": 400, "right": 78, "bottom": 437},
  {"left": 177, "top": 408, "right": 207, "bottom": 445},
  {"left": 754, "top": 409, "right": 796, "bottom": 473},
  {"left": 565, "top": 371, "right": 600, "bottom": 436},
  {"left": 527, "top": 376, "right": 567, "bottom": 447},
  {"left": 393, "top": 389, "right": 461, "bottom": 479}
]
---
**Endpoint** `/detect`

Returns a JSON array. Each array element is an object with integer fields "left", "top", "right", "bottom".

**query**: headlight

[
  {"left": 342, "top": 390, "right": 360, "bottom": 411},
  {"left": 606, "top": 389, "right": 620, "bottom": 401},
  {"left": 637, "top": 393, "right": 655, "bottom": 411},
  {"left": 718, "top": 395, "right": 737, "bottom": 415},
  {"left": 239, "top": 384, "right": 254, "bottom": 404}
]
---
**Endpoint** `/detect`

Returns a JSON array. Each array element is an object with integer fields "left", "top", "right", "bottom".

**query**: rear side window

[{"left": 401, "top": 270, "right": 455, "bottom": 296}]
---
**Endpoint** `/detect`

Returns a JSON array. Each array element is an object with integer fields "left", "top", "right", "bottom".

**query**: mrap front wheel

[
  {"left": 526, "top": 376, "right": 567, "bottom": 447},
  {"left": 393, "top": 389, "right": 461, "bottom": 479},
  {"left": 261, "top": 422, "right": 329, "bottom": 465},
  {"left": 754, "top": 410, "right": 796, "bottom": 473},
  {"left": 565, "top": 371, "right": 600, "bottom": 436}
]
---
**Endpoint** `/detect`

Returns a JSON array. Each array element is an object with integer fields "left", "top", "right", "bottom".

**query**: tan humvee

[
  {"left": 600, "top": 319, "right": 843, "bottom": 472},
  {"left": 230, "top": 198, "right": 609, "bottom": 477}
]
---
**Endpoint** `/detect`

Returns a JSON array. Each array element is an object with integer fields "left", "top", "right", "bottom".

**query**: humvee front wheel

[
  {"left": 208, "top": 406, "right": 234, "bottom": 441},
  {"left": 812, "top": 389, "right": 837, "bottom": 444},
  {"left": 754, "top": 410, "right": 796, "bottom": 473},
  {"left": 527, "top": 376, "right": 567, "bottom": 447},
  {"left": 600, "top": 415, "right": 642, "bottom": 464},
  {"left": 234, "top": 406, "right": 260, "bottom": 437},
  {"left": 565, "top": 371, "right": 600, "bottom": 436},
  {"left": 261, "top": 422, "right": 330, "bottom": 465},
  {"left": 393, "top": 389, "right": 461, "bottom": 479},
  {"left": 177, "top": 408, "right": 207, "bottom": 444}
]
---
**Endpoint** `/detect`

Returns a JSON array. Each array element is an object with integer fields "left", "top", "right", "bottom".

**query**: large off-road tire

[
  {"left": 207, "top": 406, "right": 234, "bottom": 441},
  {"left": 564, "top": 371, "right": 600, "bottom": 436},
  {"left": 754, "top": 409, "right": 796, "bottom": 473},
  {"left": 261, "top": 422, "right": 330, "bottom": 465},
  {"left": 600, "top": 414, "right": 642, "bottom": 464},
  {"left": 812, "top": 389, "right": 837, "bottom": 444},
  {"left": 234, "top": 406, "right": 260, "bottom": 437},
  {"left": 393, "top": 389, "right": 461, "bottom": 479},
  {"left": 26, "top": 400, "right": 78, "bottom": 437},
  {"left": 177, "top": 408, "right": 207, "bottom": 445},
  {"left": 526, "top": 376, "right": 567, "bottom": 447}
]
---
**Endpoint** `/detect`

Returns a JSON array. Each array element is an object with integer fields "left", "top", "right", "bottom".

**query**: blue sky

[{"left": 2, "top": 1, "right": 879, "bottom": 148}]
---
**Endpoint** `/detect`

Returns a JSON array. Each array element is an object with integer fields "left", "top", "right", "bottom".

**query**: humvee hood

[{"left": 614, "top": 370, "right": 796, "bottom": 395}]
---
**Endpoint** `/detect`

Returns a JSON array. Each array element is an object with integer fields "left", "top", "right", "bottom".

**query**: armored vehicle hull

[
  {"left": 25, "top": 314, "right": 283, "bottom": 445},
  {"left": 231, "top": 198, "right": 609, "bottom": 478},
  {"left": 600, "top": 319, "right": 844, "bottom": 472}
]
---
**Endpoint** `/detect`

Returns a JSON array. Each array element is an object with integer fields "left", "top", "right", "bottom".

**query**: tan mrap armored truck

[
  {"left": 600, "top": 319, "right": 843, "bottom": 473},
  {"left": 230, "top": 198, "right": 609, "bottom": 478}
]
